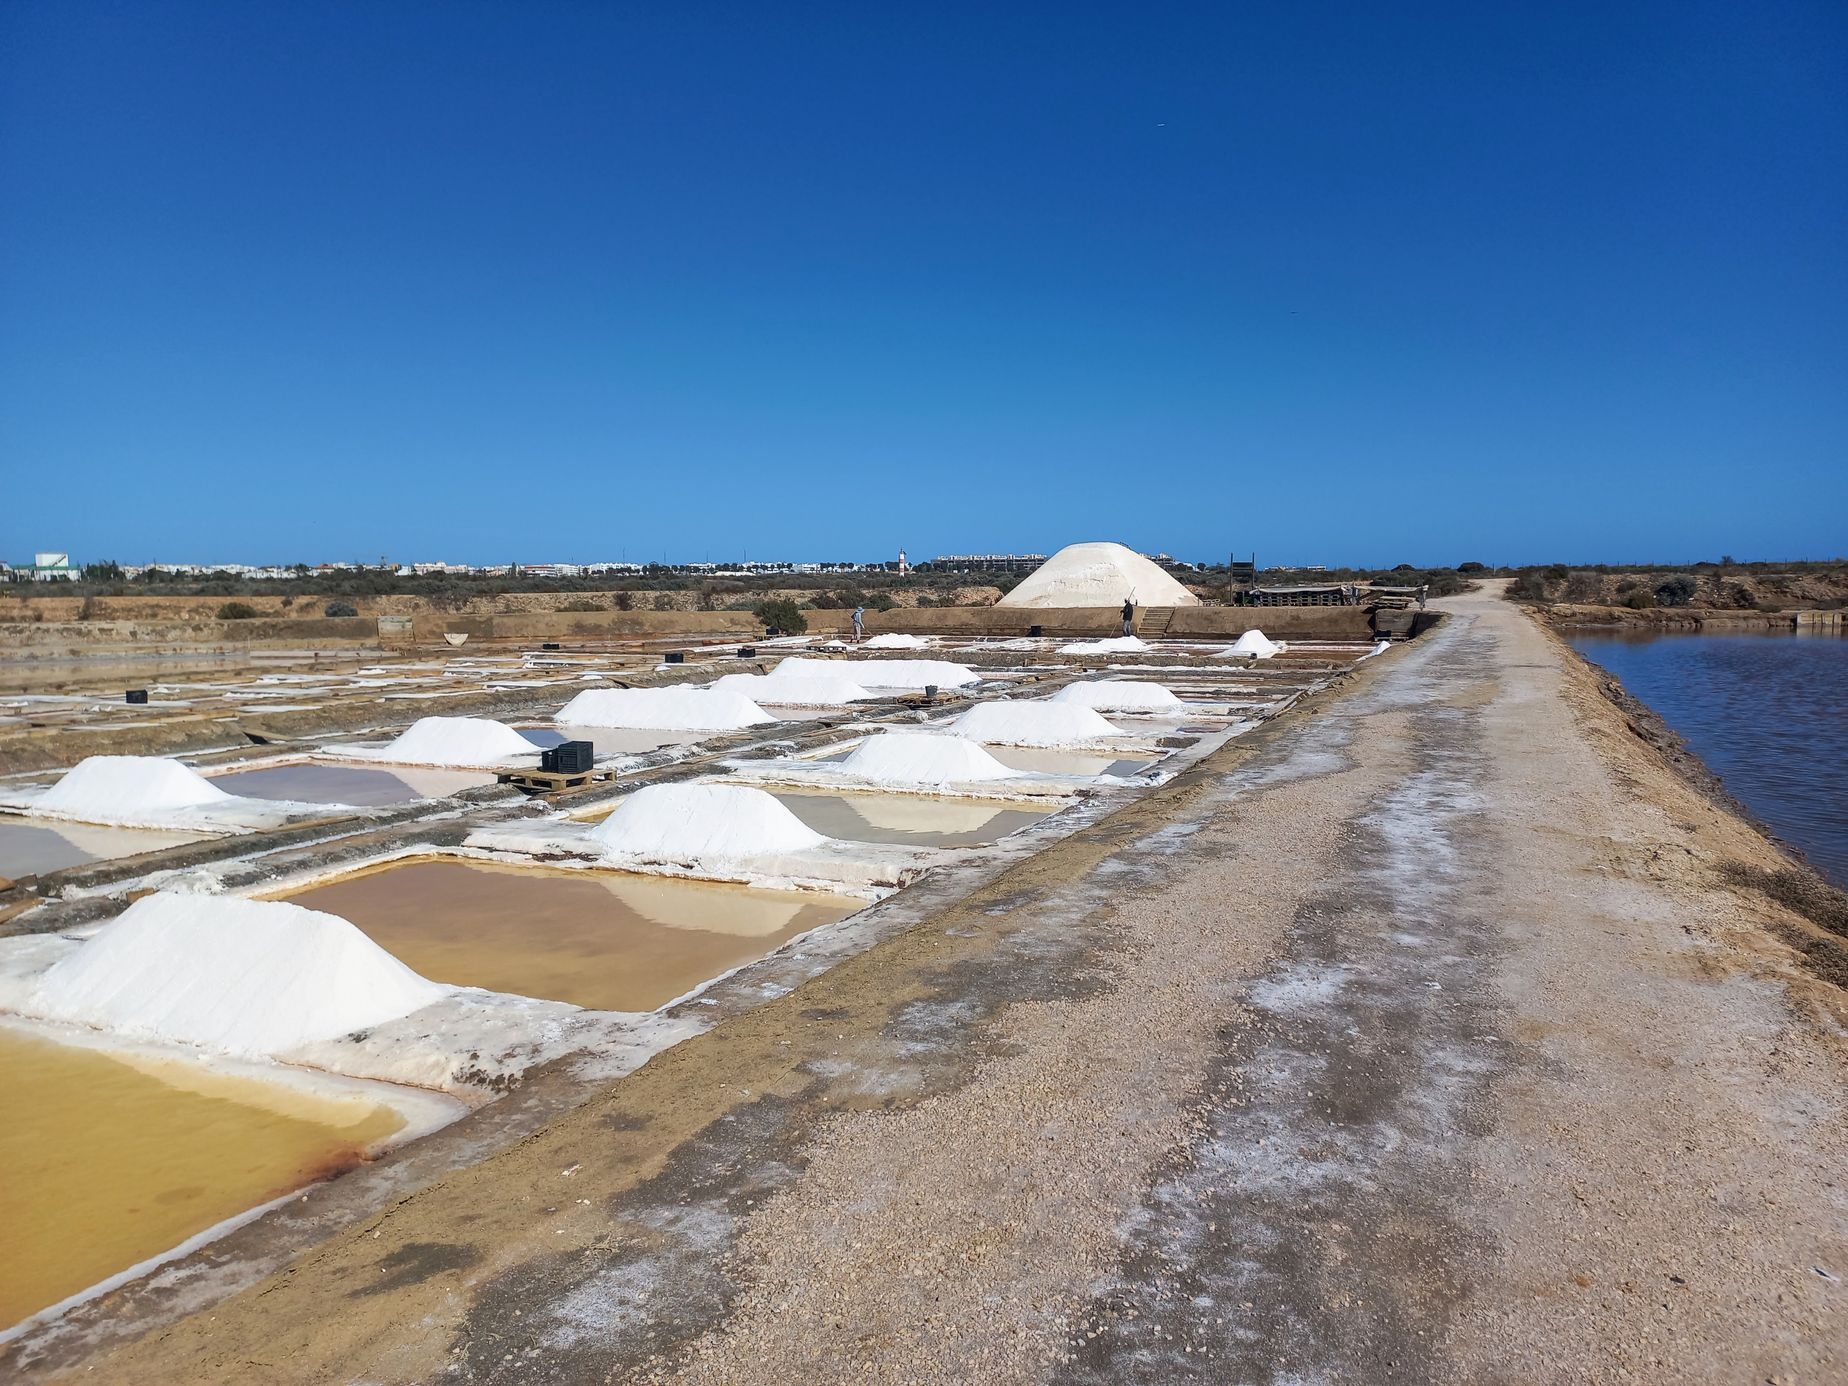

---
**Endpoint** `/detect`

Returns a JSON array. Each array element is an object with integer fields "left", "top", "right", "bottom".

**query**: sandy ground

[{"left": 21, "top": 585, "right": 1844, "bottom": 1384}]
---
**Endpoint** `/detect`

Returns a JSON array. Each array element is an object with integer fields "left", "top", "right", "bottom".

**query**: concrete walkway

[{"left": 31, "top": 587, "right": 1845, "bottom": 1384}]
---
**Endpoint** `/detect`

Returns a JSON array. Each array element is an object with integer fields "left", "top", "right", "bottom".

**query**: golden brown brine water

[
  {"left": 0, "top": 1027, "right": 403, "bottom": 1329},
  {"left": 279, "top": 859, "right": 859, "bottom": 1012},
  {"left": 767, "top": 790, "right": 1050, "bottom": 847}
]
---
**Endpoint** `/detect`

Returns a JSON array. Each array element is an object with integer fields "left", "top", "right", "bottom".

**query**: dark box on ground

[{"left": 541, "top": 740, "right": 594, "bottom": 774}]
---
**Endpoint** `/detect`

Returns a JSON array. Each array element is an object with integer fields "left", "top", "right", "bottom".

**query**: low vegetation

[
  {"left": 752, "top": 597, "right": 808, "bottom": 634},
  {"left": 215, "top": 601, "right": 259, "bottom": 620}
]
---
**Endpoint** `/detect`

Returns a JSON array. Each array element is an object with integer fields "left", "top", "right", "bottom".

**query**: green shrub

[
  {"left": 1457, "top": 561, "right": 1486, "bottom": 573},
  {"left": 753, "top": 597, "right": 808, "bottom": 634},
  {"left": 1621, "top": 589, "right": 1655, "bottom": 609},
  {"left": 1655, "top": 575, "right": 1699, "bottom": 607},
  {"left": 1507, "top": 571, "right": 1551, "bottom": 603},
  {"left": 559, "top": 599, "right": 603, "bottom": 612},
  {"left": 217, "top": 601, "right": 260, "bottom": 620},
  {"left": 323, "top": 600, "right": 357, "bottom": 618}
]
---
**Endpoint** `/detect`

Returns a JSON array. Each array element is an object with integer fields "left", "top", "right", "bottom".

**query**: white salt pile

[
  {"left": 710, "top": 672, "right": 876, "bottom": 707},
  {"left": 949, "top": 700, "right": 1128, "bottom": 747},
  {"left": 1050, "top": 680, "right": 1185, "bottom": 712},
  {"left": 556, "top": 687, "right": 773, "bottom": 731},
  {"left": 1058, "top": 636, "right": 1151, "bottom": 655},
  {"left": 589, "top": 783, "right": 826, "bottom": 862},
  {"left": 23, "top": 893, "right": 450, "bottom": 1057},
  {"left": 839, "top": 733, "right": 1016, "bottom": 785},
  {"left": 772, "top": 657, "right": 980, "bottom": 690},
  {"left": 862, "top": 633, "right": 931, "bottom": 650},
  {"left": 364, "top": 716, "right": 539, "bottom": 766},
  {"left": 1224, "top": 630, "right": 1286, "bottom": 659},
  {"left": 997, "top": 541, "right": 1200, "bottom": 609},
  {"left": 39, "top": 755, "right": 234, "bottom": 821}
]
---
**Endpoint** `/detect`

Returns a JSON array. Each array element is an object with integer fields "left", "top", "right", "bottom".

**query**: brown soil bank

[{"left": 15, "top": 588, "right": 1844, "bottom": 1384}]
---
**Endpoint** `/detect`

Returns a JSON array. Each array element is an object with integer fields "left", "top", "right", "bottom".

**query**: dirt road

[{"left": 36, "top": 587, "right": 1845, "bottom": 1384}]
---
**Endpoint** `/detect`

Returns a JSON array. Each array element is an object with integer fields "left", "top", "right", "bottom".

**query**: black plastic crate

[
  {"left": 737, "top": 646, "right": 756, "bottom": 658},
  {"left": 665, "top": 651, "right": 685, "bottom": 664},
  {"left": 541, "top": 740, "right": 594, "bottom": 774},
  {"left": 125, "top": 689, "right": 149, "bottom": 705}
]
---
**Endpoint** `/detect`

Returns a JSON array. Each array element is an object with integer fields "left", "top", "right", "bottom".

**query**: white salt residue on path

[
  {"left": 841, "top": 733, "right": 1017, "bottom": 785},
  {"left": 710, "top": 672, "right": 877, "bottom": 707},
  {"left": 1050, "top": 680, "right": 1185, "bottom": 713},
  {"left": 590, "top": 784, "right": 826, "bottom": 863},
  {"left": 949, "top": 701, "right": 1131, "bottom": 747},
  {"left": 1223, "top": 630, "right": 1286, "bottom": 659},
  {"left": 1059, "top": 636, "right": 1151, "bottom": 655},
  {"left": 862, "top": 633, "right": 932, "bottom": 650},
  {"left": 557, "top": 687, "right": 773, "bottom": 731},
  {"left": 0, "top": 755, "right": 348, "bottom": 833},
  {"left": 10, "top": 893, "right": 450, "bottom": 1058},
  {"left": 771, "top": 657, "right": 980, "bottom": 690},
  {"left": 330, "top": 716, "right": 541, "bottom": 768}
]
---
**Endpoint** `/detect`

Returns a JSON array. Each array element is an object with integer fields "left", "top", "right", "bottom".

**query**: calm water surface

[{"left": 1566, "top": 630, "right": 1848, "bottom": 887}]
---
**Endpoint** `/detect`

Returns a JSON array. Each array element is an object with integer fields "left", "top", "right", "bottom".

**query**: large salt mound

[
  {"left": 772, "top": 657, "right": 979, "bottom": 690},
  {"left": 998, "top": 541, "right": 1200, "bottom": 610},
  {"left": 1058, "top": 636, "right": 1150, "bottom": 655},
  {"left": 950, "top": 701, "right": 1128, "bottom": 747},
  {"left": 710, "top": 672, "right": 875, "bottom": 707},
  {"left": 862, "top": 633, "right": 930, "bottom": 650},
  {"left": 1224, "top": 630, "right": 1286, "bottom": 658},
  {"left": 557, "top": 687, "right": 773, "bottom": 731},
  {"left": 27, "top": 893, "right": 449, "bottom": 1057},
  {"left": 375, "top": 716, "right": 538, "bottom": 765},
  {"left": 40, "top": 756, "right": 234, "bottom": 820},
  {"left": 589, "top": 783, "right": 826, "bottom": 861},
  {"left": 1050, "top": 680, "right": 1185, "bottom": 712},
  {"left": 840, "top": 733, "right": 1016, "bottom": 785}
]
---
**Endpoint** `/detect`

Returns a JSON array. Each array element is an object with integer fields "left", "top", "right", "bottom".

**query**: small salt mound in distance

[
  {"left": 773, "top": 657, "right": 979, "bottom": 689},
  {"left": 950, "top": 700, "right": 1128, "bottom": 747},
  {"left": 710, "top": 672, "right": 876, "bottom": 706},
  {"left": 1224, "top": 630, "right": 1286, "bottom": 658},
  {"left": 589, "top": 783, "right": 826, "bottom": 861},
  {"left": 39, "top": 755, "right": 234, "bottom": 819},
  {"left": 840, "top": 733, "right": 1016, "bottom": 785},
  {"left": 1050, "top": 680, "right": 1184, "bottom": 713},
  {"left": 27, "top": 893, "right": 449, "bottom": 1057},
  {"left": 374, "top": 716, "right": 538, "bottom": 765},
  {"left": 862, "top": 633, "right": 931, "bottom": 650},
  {"left": 557, "top": 687, "right": 772, "bottom": 731},
  {"left": 1058, "top": 636, "right": 1150, "bottom": 655}
]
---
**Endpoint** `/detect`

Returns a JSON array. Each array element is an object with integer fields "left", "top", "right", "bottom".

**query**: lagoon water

[{"left": 1567, "top": 630, "right": 1848, "bottom": 888}]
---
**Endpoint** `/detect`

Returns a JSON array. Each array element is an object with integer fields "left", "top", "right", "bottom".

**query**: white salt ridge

[
  {"left": 1224, "top": 630, "right": 1286, "bottom": 659},
  {"left": 39, "top": 756, "right": 234, "bottom": 819},
  {"left": 1050, "top": 680, "right": 1185, "bottom": 712},
  {"left": 556, "top": 687, "right": 773, "bottom": 731},
  {"left": 997, "top": 541, "right": 1200, "bottom": 609},
  {"left": 862, "top": 633, "right": 931, "bottom": 650},
  {"left": 589, "top": 783, "right": 826, "bottom": 862},
  {"left": 361, "top": 716, "right": 539, "bottom": 766},
  {"left": 1059, "top": 636, "right": 1150, "bottom": 655},
  {"left": 839, "top": 733, "right": 1016, "bottom": 785},
  {"left": 950, "top": 700, "right": 1129, "bottom": 747},
  {"left": 709, "top": 672, "right": 876, "bottom": 707},
  {"left": 772, "top": 657, "right": 979, "bottom": 690},
  {"left": 22, "top": 893, "right": 450, "bottom": 1057}
]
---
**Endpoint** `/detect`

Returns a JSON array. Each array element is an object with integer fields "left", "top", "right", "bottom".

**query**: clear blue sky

[{"left": 3, "top": 1, "right": 1843, "bottom": 568}]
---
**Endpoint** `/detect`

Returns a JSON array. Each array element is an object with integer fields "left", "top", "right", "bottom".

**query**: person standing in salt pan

[
  {"left": 852, "top": 605, "right": 866, "bottom": 642},
  {"left": 1121, "top": 598, "right": 1136, "bottom": 637}
]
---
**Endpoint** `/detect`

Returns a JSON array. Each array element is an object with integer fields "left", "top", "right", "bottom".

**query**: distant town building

[
  {"left": 929, "top": 553, "right": 1048, "bottom": 573},
  {"left": 5, "top": 552, "right": 76, "bottom": 582}
]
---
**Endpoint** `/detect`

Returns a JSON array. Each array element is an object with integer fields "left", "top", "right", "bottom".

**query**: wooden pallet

[{"left": 496, "top": 766, "right": 620, "bottom": 794}]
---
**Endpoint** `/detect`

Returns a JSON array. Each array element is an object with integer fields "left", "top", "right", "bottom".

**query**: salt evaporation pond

[
  {"left": 0, "top": 814, "right": 212, "bottom": 881},
  {"left": 278, "top": 860, "right": 860, "bottom": 1012},
  {"left": 767, "top": 790, "right": 1051, "bottom": 848},
  {"left": 0, "top": 1025, "right": 402, "bottom": 1329},
  {"left": 209, "top": 763, "right": 494, "bottom": 806},
  {"left": 985, "top": 746, "right": 1160, "bottom": 778}
]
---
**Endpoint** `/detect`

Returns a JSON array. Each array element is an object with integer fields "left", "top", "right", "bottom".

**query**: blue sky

[{"left": 3, "top": 1, "right": 1843, "bottom": 568}]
